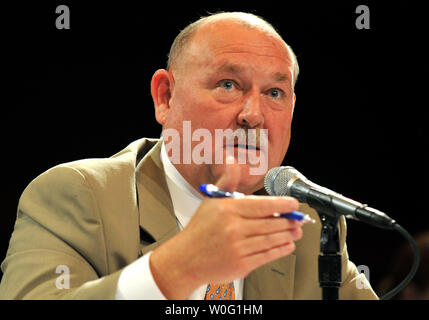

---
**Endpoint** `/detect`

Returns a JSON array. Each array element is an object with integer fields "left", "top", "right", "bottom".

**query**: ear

[{"left": 151, "top": 69, "right": 175, "bottom": 125}]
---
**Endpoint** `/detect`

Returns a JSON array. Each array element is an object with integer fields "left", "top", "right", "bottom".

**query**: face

[{"left": 153, "top": 20, "right": 296, "bottom": 194}]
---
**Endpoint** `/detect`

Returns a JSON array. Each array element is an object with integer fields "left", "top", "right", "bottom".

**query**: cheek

[
  {"left": 171, "top": 84, "right": 207, "bottom": 119},
  {"left": 268, "top": 110, "right": 292, "bottom": 138},
  {"left": 171, "top": 85, "right": 235, "bottom": 129},
  {"left": 267, "top": 114, "right": 293, "bottom": 162}
]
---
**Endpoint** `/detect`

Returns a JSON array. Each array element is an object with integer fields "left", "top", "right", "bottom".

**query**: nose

[{"left": 237, "top": 89, "right": 264, "bottom": 128}]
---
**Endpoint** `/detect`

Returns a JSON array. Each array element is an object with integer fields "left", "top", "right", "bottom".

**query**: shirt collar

[{"left": 160, "top": 140, "right": 204, "bottom": 229}]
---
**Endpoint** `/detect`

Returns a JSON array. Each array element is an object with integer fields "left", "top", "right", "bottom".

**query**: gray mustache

[{"left": 221, "top": 128, "right": 267, "bottom": 150}]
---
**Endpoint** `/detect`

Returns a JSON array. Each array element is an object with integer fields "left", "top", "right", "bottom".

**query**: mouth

[{"left": 227, "top": 144, "right": 260, "bottom": 151}]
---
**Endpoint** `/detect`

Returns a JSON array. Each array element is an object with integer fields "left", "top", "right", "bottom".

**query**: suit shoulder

[
  {"left": 22, "top": 138, "right": 159, "bottom": 201},
  {"left": 51, "top": 138, "right": 159, "bottom": 187}
]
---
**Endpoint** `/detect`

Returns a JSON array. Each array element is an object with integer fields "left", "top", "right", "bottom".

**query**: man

[{"left": 0, "top": 12, "right": 378, "bottom": 299}]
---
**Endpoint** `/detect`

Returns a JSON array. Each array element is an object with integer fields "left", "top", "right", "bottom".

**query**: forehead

[{"left": 183, "top": 20, "right": 293, "bottom": 75}]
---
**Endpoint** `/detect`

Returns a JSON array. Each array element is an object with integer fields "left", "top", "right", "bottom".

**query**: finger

[
  {"left": 235, "top": 229, "right": 302, "bottom": 257},
  {"left": 241, "top": 242, "right": 296, "bottom": 271},
  {"left": 225, "top": 196, "right": 299, "bottom": 218},
  {"left": 215, "top": 156, "right": 241, "bottom": 192},
  {"left": 241, "top": 217, "right": 303, "bottom": 237}
]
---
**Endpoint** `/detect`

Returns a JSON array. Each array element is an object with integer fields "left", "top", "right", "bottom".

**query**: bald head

[{"left": 167, "top": 12, "right": 300, "bottom": 87}]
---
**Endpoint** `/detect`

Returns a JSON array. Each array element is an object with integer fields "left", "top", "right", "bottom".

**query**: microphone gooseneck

[{"left": 264, "top": 166, "right": 396, "bottom": 230}]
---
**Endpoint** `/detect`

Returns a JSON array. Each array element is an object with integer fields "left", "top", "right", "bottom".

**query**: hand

[{"left": 149, "top": 163, "right": 303, "bottom": 299}]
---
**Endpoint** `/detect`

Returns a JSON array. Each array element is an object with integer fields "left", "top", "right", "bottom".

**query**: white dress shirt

[{"left": 115, "top": 141, "right": 243, "bottom": 299}]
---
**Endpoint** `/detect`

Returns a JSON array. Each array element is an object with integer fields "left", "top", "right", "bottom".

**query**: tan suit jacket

[{"left": 0, "top": 138, "right": 378, "bottom": 299}]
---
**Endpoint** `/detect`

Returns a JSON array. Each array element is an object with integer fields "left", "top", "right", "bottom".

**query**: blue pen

[{"left": 199, "top": 184, "right": 315, "bottom": 224}]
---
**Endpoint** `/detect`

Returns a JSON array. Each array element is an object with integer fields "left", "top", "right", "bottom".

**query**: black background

[{"left": 1, "top": 0, "right": 427, "bottom": 297}]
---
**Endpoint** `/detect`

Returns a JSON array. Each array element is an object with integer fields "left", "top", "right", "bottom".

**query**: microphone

[{"left": 264, "top": 166, "right": 396, "bottom": 229}]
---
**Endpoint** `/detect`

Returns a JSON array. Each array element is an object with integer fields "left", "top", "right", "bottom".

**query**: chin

[
  {"left": 239, "top": 166, "right": 266, "bottom": 192},
  {"left": 238, "top": 179, "right": 265, "bottom": 194},
  {"left": 211, "top": 163, "right": 265, "bottom": 194}
]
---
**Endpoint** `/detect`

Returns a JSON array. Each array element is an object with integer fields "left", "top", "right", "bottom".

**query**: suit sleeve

[{"left": 0, "top": 165, "right": 123, "bottom": 299}]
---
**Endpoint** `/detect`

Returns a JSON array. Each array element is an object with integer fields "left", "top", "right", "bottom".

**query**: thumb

[{"left": 215, "top": 156, "right": 241, "bottom": 192}]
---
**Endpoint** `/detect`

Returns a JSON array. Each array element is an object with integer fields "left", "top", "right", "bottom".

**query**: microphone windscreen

[{"left": 264, "top": 166, "right": 299, "bottom": 196}]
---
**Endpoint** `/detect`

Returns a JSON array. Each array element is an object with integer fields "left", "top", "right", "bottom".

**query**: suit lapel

[
  {"left": 244, "top": 188, "right": 297, "bottom": 299},
  {"left": 135, "top": 140, "right": 178, "bottom": 256},
  {"left": 244, "top": 254, "right": 296, "bottom": 300}
]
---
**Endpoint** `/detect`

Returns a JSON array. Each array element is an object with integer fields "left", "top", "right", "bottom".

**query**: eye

[
  {"left": 213, "top": 79, "right": 241, "bottom": 103},
  {"left": 268, "top": 88, "right": 284, "bottom": 99},
  {"left": 219, "top": 80, "right": 236, "bottom": 91}
]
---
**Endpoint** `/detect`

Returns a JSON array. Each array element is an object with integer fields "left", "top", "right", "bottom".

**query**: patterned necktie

[{"left": 205, "top": 282, "right": 235, "bottom": 300}]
